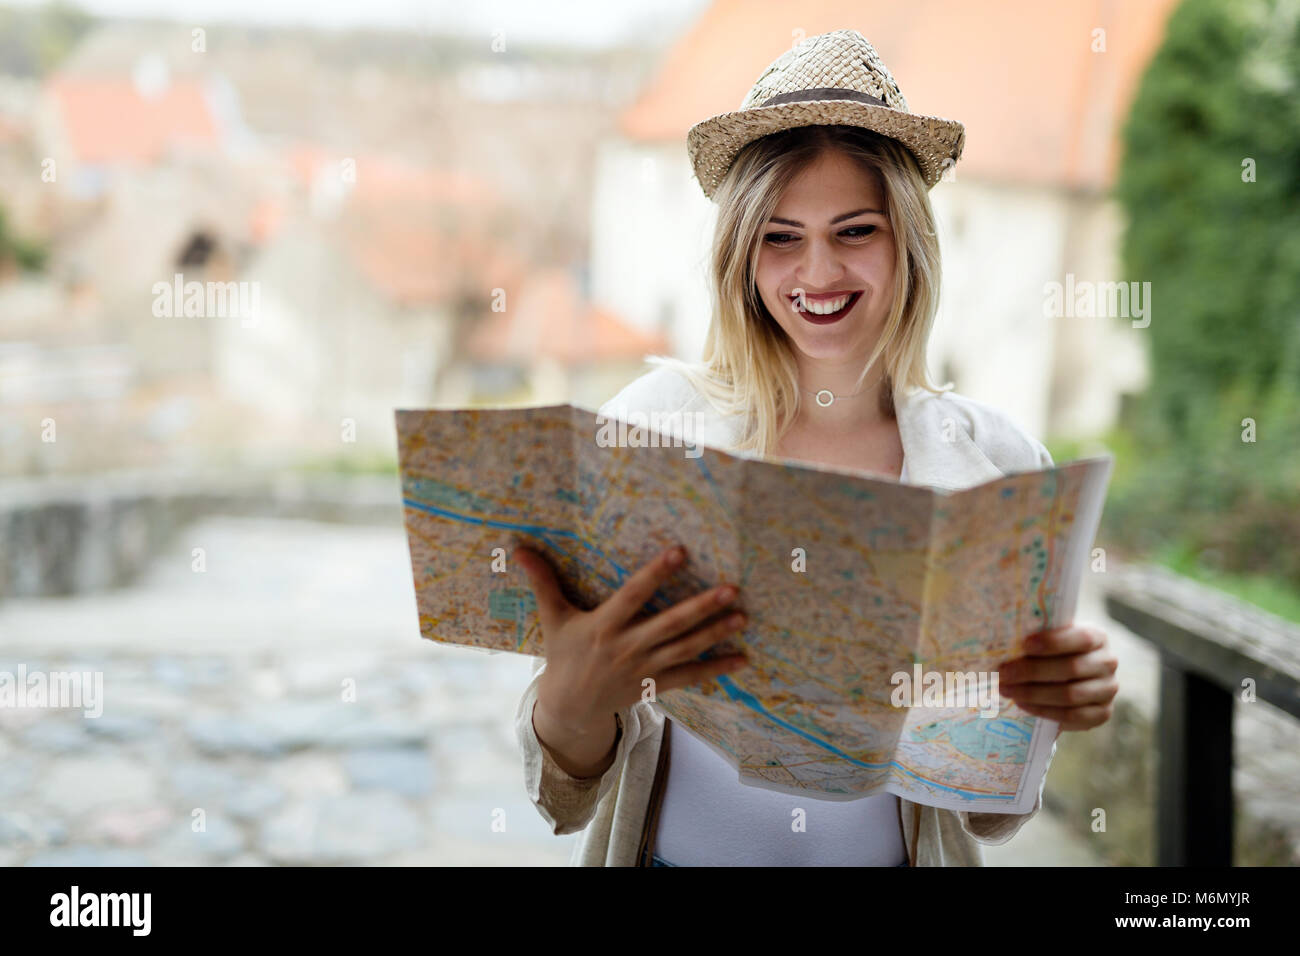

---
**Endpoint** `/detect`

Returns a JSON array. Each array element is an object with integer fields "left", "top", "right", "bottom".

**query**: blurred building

[
  {"left": 590, "top": 0, "right": 1178, "bottom": 440},
  {"left": 453, "top": 265, "right": 670, "bottom": 409},
  {"left": 1, "top": 54, "right": 260, "bottom": 473},
  {"left": 217, "top": 147, "right": 529, "bottom": 449},
  {"left": 0, "top": 19, "right": 668, "bottom": 474}
]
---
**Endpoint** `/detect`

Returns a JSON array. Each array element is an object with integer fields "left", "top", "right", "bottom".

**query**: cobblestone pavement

[
  {"left": 0, "top": 516, "right": 577, "bottom": 866},
  {"left": 3, "top": 516, "right": 1294, "bottom": 865}
]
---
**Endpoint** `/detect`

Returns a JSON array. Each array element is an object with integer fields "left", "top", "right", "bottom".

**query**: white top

[
  {"left": 653, "top": 724, "right": 908, "bottom": 866},
  {"left": 652, "top": 452, "right": 910, "bottom": 866}
]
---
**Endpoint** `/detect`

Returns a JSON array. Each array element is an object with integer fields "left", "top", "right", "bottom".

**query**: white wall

[
  {"left": 929, "top": 180, "right": 1063, "bottom": 440},
  {"left": 1050, "top": 196, "right": 1150, "bottom": 437},
  {"left": 931, "top": 181, "right": 1148, "bottom": 441},
  {"left": 588, "top": 139, "right": 715, "bottom": 363},
  {"left": 214, "top": 227, "right": 451, "bottom": 450}
]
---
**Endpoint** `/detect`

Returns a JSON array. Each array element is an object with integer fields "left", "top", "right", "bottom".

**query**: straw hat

[{"left": 687, "top": 29, "right": 965, "bottom": 200}]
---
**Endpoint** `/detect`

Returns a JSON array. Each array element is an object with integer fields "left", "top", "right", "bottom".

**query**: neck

[{"left": 792, "top": 357, "right": 892, "bottom": 430}]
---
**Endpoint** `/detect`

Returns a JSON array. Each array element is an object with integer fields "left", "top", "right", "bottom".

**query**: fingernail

[
  {"left": 716, "top": 585, "right": 737, "bottom": 604},
  {"left": 666, "top": 546, "right": 684, "bottom": 565}
]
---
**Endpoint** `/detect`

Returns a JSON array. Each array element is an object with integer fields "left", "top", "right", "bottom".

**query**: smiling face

[{"left": 755, "top": 149, "right": 896, "bottom": 367}]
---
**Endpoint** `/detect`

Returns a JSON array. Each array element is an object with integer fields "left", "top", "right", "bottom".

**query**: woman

[{"left": 513, "top": 29, "right": 1119, "bottom": 866}]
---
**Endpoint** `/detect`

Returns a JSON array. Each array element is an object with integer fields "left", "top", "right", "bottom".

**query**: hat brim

[{"left": 687, "top": 99, "right": 965, "bottom": 199}]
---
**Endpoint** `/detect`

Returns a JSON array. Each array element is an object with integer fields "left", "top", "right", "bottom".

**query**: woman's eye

[{"left": 763, "top": 226, "right": 876, "bottom": 247}]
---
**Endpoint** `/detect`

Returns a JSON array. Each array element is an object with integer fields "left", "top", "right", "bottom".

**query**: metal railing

[{"left": 1102, "top": 561, "right": 1300, "bottom": 865}]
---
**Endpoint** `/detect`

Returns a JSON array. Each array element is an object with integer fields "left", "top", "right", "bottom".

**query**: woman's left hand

[{"left": 997, "top": 625, "right": 1119, "bottom": 732}]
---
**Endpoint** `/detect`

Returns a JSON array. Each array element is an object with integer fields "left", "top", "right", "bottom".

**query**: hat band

[{"left": 760, "top": 87, "right": 890, "bottom": 109}]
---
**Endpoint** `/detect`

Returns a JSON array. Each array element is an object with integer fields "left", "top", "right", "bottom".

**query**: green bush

[{"left": 1106, "top": 0, "right": 1300, "bottom": 599}]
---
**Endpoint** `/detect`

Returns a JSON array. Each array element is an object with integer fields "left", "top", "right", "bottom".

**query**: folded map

[{"left": 395, "top": 403, "right": 1113, "bottom": 813}]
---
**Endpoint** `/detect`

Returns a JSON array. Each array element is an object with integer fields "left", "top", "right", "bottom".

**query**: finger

[
  {"left": 598, "top": 546, "right": 687, "bottom": 629},
  {"left": 644, "top": 610, "right": 746, "bottom": 674},
  {"left": 653, "top": 653, "right": 749, "bottom": 695},
  {"left": 1003, "top": 676, "right": 1119, "bottom": 708},
  {"left": 1022, "top": 626, "right": 1105, "bottom": 657},
  {"left": 628, "top": 582, "right": 740, "bottom": 654},
  {"left": 1016, "top": 701, "right": 1113, "bottom": 731},
  {"left": 513, "top": 545, "right": 575, "bottom": 634},
  {"left": 999, "top": 648, "right": 1117, "bottom": 685}
]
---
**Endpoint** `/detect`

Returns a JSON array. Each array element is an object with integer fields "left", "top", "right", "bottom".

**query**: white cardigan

[{"left": 515, "top": 366, "right": 1060, "bottom": 866}]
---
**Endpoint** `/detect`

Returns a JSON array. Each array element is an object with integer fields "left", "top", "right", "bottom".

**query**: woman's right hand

[{"left": 514, "top": 543, "right": 748, "bottom": 773}]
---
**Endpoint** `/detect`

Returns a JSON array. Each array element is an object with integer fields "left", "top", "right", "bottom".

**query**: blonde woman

[{"left": 513, "top": 29, "right": 1118, "bottom": 866}]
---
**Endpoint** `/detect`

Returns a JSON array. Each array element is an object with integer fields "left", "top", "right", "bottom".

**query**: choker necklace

[{"left": 801, "top": 371, "right": 883, "bottom": 408}]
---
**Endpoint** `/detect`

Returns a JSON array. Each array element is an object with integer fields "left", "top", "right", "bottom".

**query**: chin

[
  {"left": 798, "top": 346, "right": 861, "bottom": 364},
  {"left": 784, "top": 321, "right": 865, "bottom": 355}
]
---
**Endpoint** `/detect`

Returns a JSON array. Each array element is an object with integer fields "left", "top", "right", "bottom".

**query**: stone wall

[{"left": 0, "top": 471, "right": 403, "bottom": 600}]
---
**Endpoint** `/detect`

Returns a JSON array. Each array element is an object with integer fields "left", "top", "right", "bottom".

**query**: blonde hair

[{"left": 648, "top": 124, "right": 953, "bottom": 456}]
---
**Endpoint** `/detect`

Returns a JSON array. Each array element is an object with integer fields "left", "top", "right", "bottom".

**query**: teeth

[{"left": 796, "top": 293, "right": 854, "bottom": 314}]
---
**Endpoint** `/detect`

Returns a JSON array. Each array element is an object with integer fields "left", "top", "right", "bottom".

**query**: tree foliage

[{"left": 1110, "top": 0, "right": 1300, "bottom": 588}]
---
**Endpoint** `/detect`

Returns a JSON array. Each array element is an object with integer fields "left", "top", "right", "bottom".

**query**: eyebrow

[{"left": 768, "top": 208, "right": 884, "bottom": 227}]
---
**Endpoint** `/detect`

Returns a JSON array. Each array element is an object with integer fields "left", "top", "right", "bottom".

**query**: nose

[{"left": 794, "top": 235, "right": 847, "bottom": 292}]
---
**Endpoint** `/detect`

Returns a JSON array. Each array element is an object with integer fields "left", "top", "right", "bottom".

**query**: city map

[{"left": 395, "top": 404, "right": 1113, "bottom": 813}]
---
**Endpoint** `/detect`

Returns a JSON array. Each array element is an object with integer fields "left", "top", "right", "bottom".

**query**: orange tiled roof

[
  {"left": 349, "top": 220, "right": 448, "bottom": 305},
  {"left": 0, "top": 114, "right": 25, "bottom": 144},
  {"left": 620, "top": 0, "right": 1180, "bottom": 190},
  {"left": 264, "top": 142, "right": 515, "bottom": 304},
  {"left": 47, "top": 76, "right": 220, "bottom": 165},
  {"left": 337, "top": 217, "right": 527, "bottom": 309},
  {"left": 467, "top": 268, "right": 669, "bottom": 365},
  {"left": 248, "top": 197, "right": 285, "bottom": 245}
]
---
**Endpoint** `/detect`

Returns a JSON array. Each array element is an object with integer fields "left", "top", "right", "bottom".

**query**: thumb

[{"left": 514, "top": 545, "right": 573, "bottom": 632}]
